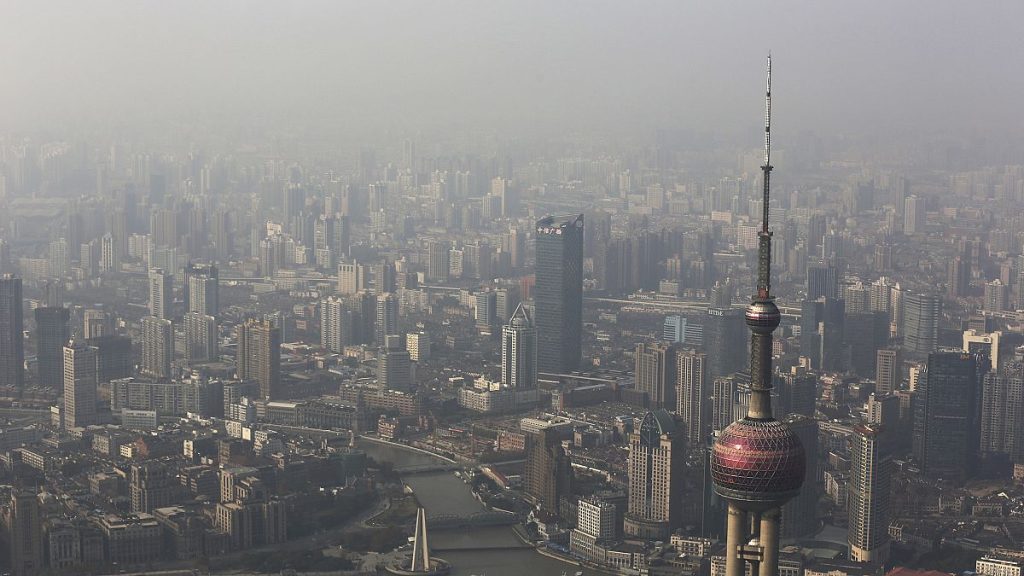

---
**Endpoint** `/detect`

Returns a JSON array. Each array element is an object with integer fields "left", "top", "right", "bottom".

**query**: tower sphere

[
  {"left": 745, "top": 300, "right": 781, "bottom": 334},
  {"left": 711, "top": 418, "right": 805, "bottom": 510}
]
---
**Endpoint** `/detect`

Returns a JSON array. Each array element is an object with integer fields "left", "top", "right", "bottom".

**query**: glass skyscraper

[{"left": 534, "top": 214, "right": 583, "bottom": 374}]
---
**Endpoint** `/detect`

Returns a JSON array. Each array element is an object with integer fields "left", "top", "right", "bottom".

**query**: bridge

[
  {"left": 394, "top": 463, "right": 461, "bottom": 474},
  {"left": 425, "top": 511, "right": 519, "bottom": 530}
]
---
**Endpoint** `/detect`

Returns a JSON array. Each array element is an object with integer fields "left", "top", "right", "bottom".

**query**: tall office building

[
  {"left": 624, "top": 410, "right": 684, "bottom": 540},
  {"left": 534, "top": 214, "right": 584, "bottom": 374},
  {"left": 337, "top": 260, "right": 369, "bottom": 295},
  {"left": 903, "top": 195, "right": 924, "bottom": 235},
  {"left": 711, "top": 57, "right": 805, "bottom": 576},
  {"left": 185, "top": 263, "right": 218, "bottom": 316},
  {"left": 806, "top": 263, "right": 839, "bottom": 300},
  {"left": 7, "top": 490, "right": 43, "bottom": 576},
  {"left": 35, "top": 306, "right": 70, "bottom": 387},
  {"left": 848, "top": 424, "right": 892, "bottom": 564},
  {"left": 426, "top": 240, "right": 451, "bottom": 283},
  {"left": 373, "top": 259, "right": 396, "bottom": 294},
  {"left": 0, "top": 274, "right": 24, "bottom": 390},
  {"left": 705, "top": 307, "right": 746, "bottom": 379},
  {"left": 141, "top": 316, "right": 173, "bottom": 379},
  {"left": 914, "top": 351, "right": 979, "bottom": 482},
  {"left": 375, "top": 292, "right": 399, "bottom": 345},
  {"left": 148, "top": 267, "right": 173, "bottom": 320},
  {"left": 502, "top": 304, "right": 537, "bottom": 389},
  {"left": 237, "top": 318, "right": 282, "bottom": 400},
  {"left": 184, "top": 312, "right": 217, "bottom": 364},
  {"left": 88, "top": 334, "right": 133, "bottom": 384},
  {"left": 523, "top": 426, "right": 572, "bottom": 514},
  {"left": 902, "top": 292, "right": 941, "bottom": 355},
  {"left": 321, "top": 296, "right": 346, "bottom": 353},
  {"left": 378, "top": 335, "right": 413, "bottom": 391},
  {"left": 780, "top": 415, "right": 819, "bottom": 539},
  {"left": 677, "top": 350, "right": 709, "bottom": 447},
  {"left": 980, "top": 362, "right": 1024, "bottom": 461},
  {"left": 984, "top": 279, "right": 1008, "bottom": 312},
  {"left": 63, "top": 341, "right": 98, "bottom": 430},
  {"left": 635, "top": 342, "right": 678, "bottom": 410},
  {"left": 876, "top": 348, "right": 900, "bottom": 396}
]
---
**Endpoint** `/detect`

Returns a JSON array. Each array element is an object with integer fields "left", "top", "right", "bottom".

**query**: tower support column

[
  {"left": 759, "top": 507, "right": 781, "bottom": 576},
  {"left": 725, "top": 503, "right": 747, "bottom": 576}
]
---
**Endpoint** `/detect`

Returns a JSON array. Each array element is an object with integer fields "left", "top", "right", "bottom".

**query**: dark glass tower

[
  {"left": 35, "top": 306, "right": 70, "bottom": 387},
  {"left": 534, "top": 214, "right": 584, "bottom": 374},
  {"left": 914, "top": 350, "right": 979, "bottom": 482},
  {"left": 0, "top": 274, "right": 24, "bottom": 391}
]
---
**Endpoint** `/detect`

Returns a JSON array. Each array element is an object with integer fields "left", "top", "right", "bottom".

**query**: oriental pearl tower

[{"left": 711, "top": 55, "right": 805, "bottom": 576}]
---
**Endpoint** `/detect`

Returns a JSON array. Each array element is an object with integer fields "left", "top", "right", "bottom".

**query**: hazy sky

[{"left": 3, "top": 1, "right": 1023, "bottom": 142}]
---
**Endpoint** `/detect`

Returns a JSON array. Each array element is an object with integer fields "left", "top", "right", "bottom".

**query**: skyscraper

[
  {"left": 806, "top": 263, "right": 839, "bottom": 300},
  {"left": 523, "top": 426, "right": 572, "bottom": 514},
  {"left": 237, "top": 318, "right": 282, "bottom": 400},
  {"left": 0, "top": 274, "right": 24, "bottom": 390},
  {"left": 184, "top": 311, "right": 217, "bottom": 364},
  {"left": 904, "top": 195, "right": 924, "bottom": 235},
  {"left": 624, "top": 410, "right": 684, "bottom": 540},
  {"left": 875, "top": 348, "right": 900, "bottom": 396},
  {"left": 378, "top": 335, "right": 412, "bottom": 391},
  {"left": 848, "top": 424, "right": 892, "bottom": 564},
  {"left": 141, "top": 316, "right": 173, "bottom": 379},
  {"left": 534, "top": 214, "right": 584, "bottom": 374},
  {"left": 980, "top": 362, "right": 1024, "bottom": 461},
  {"left": 711, "top": 57, "right": 805, "bottom": 576},
  {"left": 375, "top": 292, "right": 399, "bottom": 345},
  {"left": 914, "top": 350, "right": 979, "bottom": 482},
  {"left": 635, "top": 342, "right": 678, "bottom": 410},
  {"left": 902, "top": 292, "right": 941, "bottom": 355},
  {"left": 148, "top": 267, "right": 173, "bottom": 320},
  {"left": 7, "top": 490, "right": 43, "bottom": 576},
  {"left": 426, "top": 240, "right": 451, "bottom": 283},
  {"left": 502, "top": 304, "right": 537, "bottom": 389},
  {"left": 780, "top": 415, "right": 819, "bottom": 540},
  {"left": 337, "top": 260, "right": 369, "bottom": 295},
  {"left": 35, "top": 306, "right": 70, "bottom": 387},
  {"left": 677, "top": 350, "right": 709, "bottom": 447},
  {"left": 63, "top": 340, "right": 98, "bottom": 430},
  {"left": 185, "top": 263, "right": 218, "bottom": 316},
  {"left": 704, "top": 307, "right": 746, "bottom": 379},
  {"left": 321, "top": 296, "right": 346, "bottom": 353}
]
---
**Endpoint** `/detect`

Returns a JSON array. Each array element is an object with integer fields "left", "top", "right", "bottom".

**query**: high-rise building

[
  {"left": 184, "top": 312, "right": 217, "bottom": 364},
  {"left": 374, "top": 292, "right": 399, "bottom": 345},
  {"left": 902, "top": 292, "right": 941, "bottom": 355},
  {"left": 237, "top": 318, "right": 282, "bottom": 400},
  {"left": 704, "top": 307, "right": 746, "bottom": 380},
  {"left": 502, "top": 304, "right": 536, "bottom": 389},
  {"left": 378, "top": 335, "right": 413, "bottom": 391},
  {"left": 373, "top": 259, "right": 396, "bottom": 294},
  {"left": 35, "top": 306, "right": 70, "bottom": 387},
  {"left": 523, "top": 426, "right": 572, "bottom": 514},
  {"left": 677, "top": 350, "right": 709, "bottom": 447},
  {"left": 534, "top": 214, "right": 584, "bottom": 374},
  {"left": 88, "top": 334, "right": 133, "bottom": 384},
  {"left": 806, "top": 263, "right": 839, "bottom": 300},
  {"left": 635, "top": 342, "right": 678, "bottom": 410},
  {"left": 406, "top": 331, "right": 430, "bottom": 362},
  {"left": 148, "top": 267, "right": 173, "bottom": 320},
  {"left": 63, "top": 341, "right": 98, "bottom": 430},
  {"left": 624, "top": 410, "right": 684, "bottom": 540},
  {"left": 0, "top": 274, "right": 24, "bottom": 391},
  {"left": 780, "top": 415, "right": 819, "bottom": 539},
  {"left": 904, "top": 195, "right": 924, "bottom": 235},
  {"left": 426, "top": 240, "right": 451, "bottom": 283},
  {"left": 321, "top": 296, "right": 346, "bottom": 353},
  {"left": 848, "top": 424, "right": 892, "bottom": 564},
  {"left": 980, "top": 362, "right": 1024, "bottom": 461},
  {"left": 337, "top": 260, "right": 369, "bottom": 295},
  {"left": 914, "top": 351, "right": 979, "bottom": 482},
  {"left": 7, "top": 490, "right": 43, "bottom": 576},
  {"left": 984, "top": 279, "right": 1009, "bottom": 313},
  {"left": 185, "top": 263, "right": 218, "bottom": 316},
  {"left": 711, "top": 57, "right": 805, "bottom": 576},
  {"left": 141, "top": 316, "right": 173, "bottom": 379},
  {"left": 876, "top": 348, "right": 900, "bottom": 395}
]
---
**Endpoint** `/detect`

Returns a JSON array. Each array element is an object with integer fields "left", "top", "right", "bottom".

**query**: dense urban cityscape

[{"left": 2, "top": 3, "right": 1024, "bottom": 576}]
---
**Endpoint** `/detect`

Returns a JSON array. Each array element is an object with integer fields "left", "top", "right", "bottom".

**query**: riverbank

[{"left": 358, "top": 434, "right": 459, "bottom": 464}]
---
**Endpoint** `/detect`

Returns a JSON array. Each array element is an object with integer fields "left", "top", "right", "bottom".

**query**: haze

[{"left": 3, "top": 0, "right": 1023, "bottom": 144}]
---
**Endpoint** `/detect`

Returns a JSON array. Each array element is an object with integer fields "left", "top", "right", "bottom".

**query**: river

[{"left": 356, "top": 439, "right": 604, "bottom": 576}]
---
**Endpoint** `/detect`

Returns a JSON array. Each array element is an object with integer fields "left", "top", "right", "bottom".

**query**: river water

[{"left": 356, "top": 439, "right": 602, "bottom": 576}]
